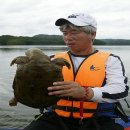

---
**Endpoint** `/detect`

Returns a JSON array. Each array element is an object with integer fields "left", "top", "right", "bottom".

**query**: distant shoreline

[{"left": 0, "top": 34, "right": 130, "bottom": 46}]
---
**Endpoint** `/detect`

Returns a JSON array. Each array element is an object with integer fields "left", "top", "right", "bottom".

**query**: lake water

[{"left": 0, "top": 45, "right": 130, "bottom": 129}]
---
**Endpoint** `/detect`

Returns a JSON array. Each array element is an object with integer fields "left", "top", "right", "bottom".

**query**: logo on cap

[{"left": 68, "top": 14, "right": 79, "bottom": 18}]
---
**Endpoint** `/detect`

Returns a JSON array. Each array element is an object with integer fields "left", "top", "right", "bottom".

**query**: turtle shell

[{"left": 11, "top": 48, "right": 70, "bottom": 108}]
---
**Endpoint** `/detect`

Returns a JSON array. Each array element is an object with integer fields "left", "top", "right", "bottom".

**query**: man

[{"left": 24, "top": 13, "right": 129, "bottom": 130}]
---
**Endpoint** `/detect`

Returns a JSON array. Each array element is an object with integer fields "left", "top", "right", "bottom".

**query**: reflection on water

[{"left": 0, "top": 45, "right": 130, "bottom": 129}]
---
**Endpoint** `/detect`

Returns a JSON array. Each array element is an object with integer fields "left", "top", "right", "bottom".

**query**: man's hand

[
  {"left": 48, "top": 81, "right": 85, "bottom": 99},
  {"left": 85, "top": 87, "right": 94, "bottom": 100},
  {"left": 48, "top": 81, "right": 94, "bottom": 100}
]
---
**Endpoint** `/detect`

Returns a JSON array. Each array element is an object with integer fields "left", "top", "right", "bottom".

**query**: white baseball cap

[{"left": 55, "top": 13, "right": 97, "bottom": 28}]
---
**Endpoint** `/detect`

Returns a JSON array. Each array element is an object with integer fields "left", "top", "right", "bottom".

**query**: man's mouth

[{"left": 67, "top": 43, "right": 75, "bottom": 47}]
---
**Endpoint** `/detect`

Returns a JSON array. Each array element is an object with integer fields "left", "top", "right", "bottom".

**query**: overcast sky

[{"left": 0, "top": 0, "right": 130, "bottom": 39}]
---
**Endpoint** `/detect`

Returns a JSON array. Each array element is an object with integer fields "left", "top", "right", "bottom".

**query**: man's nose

[{"left": 65, "top": 34, "right": 74, "bottom": 41}]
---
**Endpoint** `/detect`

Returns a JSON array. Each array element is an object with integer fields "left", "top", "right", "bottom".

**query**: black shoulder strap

[
  {"left": 124, "top": 99, "right": 130, "bottom": 108},
  {"left": 115, "top": 102, "right": 130, "bottom": 123}
]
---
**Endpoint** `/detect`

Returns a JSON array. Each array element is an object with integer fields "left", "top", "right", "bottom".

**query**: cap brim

[
  {"left": 55, "top": 18, "right": 71, "bottom": 26},
  {"left": 55, "top": 18, "right": 90, "bottom": 27}
]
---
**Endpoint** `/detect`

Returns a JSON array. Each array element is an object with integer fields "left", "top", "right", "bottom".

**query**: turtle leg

[
  {"left": 52, "top": 58, "right": 71, "bottom": 69},
  {"left": 10, "top": 56, "right": 29, "bottom": 66},
  {"left": 9, "top": 97, "right": 18, "bottom": 106}
]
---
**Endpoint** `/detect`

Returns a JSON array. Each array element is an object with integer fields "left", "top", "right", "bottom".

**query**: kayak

[
  {"left": 116, "top": 118, "right": 130, "bottom": 130},
  {"left": 0, "top": 129, "right": 22, "bottom": 130},
  {"left": 0, "top": 128, "right": 129, "bottom": 130},
  {"left": 125, "top": 128, "right": 130, "bottom": 130},
  {"left": 0, "top": 127, "right": 129, "bottom": 130},
  {"left": 0, "top": 118, "right": 130, "bottom": 130}
]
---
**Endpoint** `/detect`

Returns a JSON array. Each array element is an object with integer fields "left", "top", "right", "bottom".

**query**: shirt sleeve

[{"left": 91, "top": 54, "right": 129, "bottom": 103}]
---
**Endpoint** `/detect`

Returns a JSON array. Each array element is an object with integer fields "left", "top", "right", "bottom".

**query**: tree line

[{"left": 0, "top": 34, "right": 129, "bottom": 45}]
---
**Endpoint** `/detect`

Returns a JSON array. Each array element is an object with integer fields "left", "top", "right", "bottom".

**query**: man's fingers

[
  {"left": 48, "top": 84, "right": 71, "bottom": 91},
  {"left": 48, "top": 89, "right": 71, "bottom": 96},
  {"left": 53, "top": 81, "right": 73, "bottom": 86}
]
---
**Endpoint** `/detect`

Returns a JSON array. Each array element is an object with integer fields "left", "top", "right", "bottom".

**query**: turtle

[{"left": 9, "top": 48, "right": 70, "bottom": 109}]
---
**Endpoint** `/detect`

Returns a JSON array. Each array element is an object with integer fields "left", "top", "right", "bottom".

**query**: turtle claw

[
  {"left": 9, "top": 97, "right": 18, "bottom": 106},
  {"left": 10, "top": 56, "right": 29, "bottom": 66},
  {"left": 10, "top": 58, "right": 17, "bottom": 66},
  {"left": 52, "top": 58, "right": 71, "bottom": 69},
  {"left": 63, "top": 60, "right": 71, "bottom": 69}
]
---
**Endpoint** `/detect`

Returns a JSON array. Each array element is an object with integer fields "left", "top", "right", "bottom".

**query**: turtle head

[
  {"left": 25, "top": 48, "right": 45, "bottom": 59},
  {"left": 52, "top": 58, "right": 70, "bottom": 69}
]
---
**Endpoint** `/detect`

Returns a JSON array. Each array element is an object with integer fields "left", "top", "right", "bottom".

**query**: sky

[{"left": 0, "top": 0, "right": 130, "bottom": 39}]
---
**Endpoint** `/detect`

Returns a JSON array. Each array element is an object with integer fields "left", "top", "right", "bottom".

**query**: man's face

[{"left": 62, "top": 27, "right": 95, "bottom": 55}]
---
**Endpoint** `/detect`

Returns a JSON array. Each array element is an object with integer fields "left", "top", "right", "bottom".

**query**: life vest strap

[{"left": 53, "top": 105, "right": 114, "bottom": 113}]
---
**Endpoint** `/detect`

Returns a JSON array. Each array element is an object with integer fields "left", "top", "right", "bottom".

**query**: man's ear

[
  {"left": 91, "top": 32, "right": 96, "bottom": 37},
  {"left": 91, "top": 32, "right": 96, "bottom": 42}
]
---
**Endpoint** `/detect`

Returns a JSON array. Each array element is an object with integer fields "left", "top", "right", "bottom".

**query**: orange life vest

[{"left": 53, "top": 51, "right": 110, "bottom": 118}]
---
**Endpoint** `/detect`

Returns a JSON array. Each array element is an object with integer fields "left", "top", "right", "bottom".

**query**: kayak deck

[{"left": 1, "top": 118, "right": 130, "bottom": 130}]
